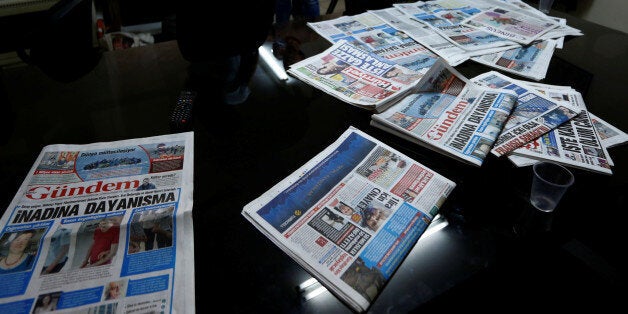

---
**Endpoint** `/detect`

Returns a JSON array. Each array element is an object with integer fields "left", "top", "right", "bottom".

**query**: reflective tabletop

[{"left": 1, "top": 8, "right": 626, "bottom": 313}]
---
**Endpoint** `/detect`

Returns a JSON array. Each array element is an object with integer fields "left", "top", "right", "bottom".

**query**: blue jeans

[{"left": 275, "top": 0, "right": 320, "bottom": 25}]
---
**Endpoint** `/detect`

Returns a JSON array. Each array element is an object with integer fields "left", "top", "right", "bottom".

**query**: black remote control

[{"left": 170, "top": 90, "right": 197, "bottom": 131}]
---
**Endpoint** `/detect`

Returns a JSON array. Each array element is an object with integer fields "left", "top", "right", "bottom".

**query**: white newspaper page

[
  {"left": 307, "top": 11, "right": 440, "bottom": 74},
  {"left": 470, "top": 39, "right": 557, "bottom": 81},
  {"left": 472, "top": 71, "right": 581, "bottom": 157},
  {"left": 371, "top": 59, "right": 518, "bottom": 166},
  {"left": 242, "top": 126, "right": 456, "bottom": 313},
  {"left": 590, "top": 113, "right": 628, "bottom": 149},
  {"left": 287, "top": 40, "right": 422, "bottom": 112},
  {"left": 395, "top": 2, "right": 521, "bottom": 52},
  {"left": 369, "top": 6, "right": 470, "bottom": 66},
  {"left": 0, "top": 132, "right": 195, "bottom": 314},
  {"left": 461, "top": 6, "right": 560, "bottom": 45}
]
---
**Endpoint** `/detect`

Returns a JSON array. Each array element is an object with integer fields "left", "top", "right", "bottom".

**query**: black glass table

[{"left": 1, "top": 8, "right": 626, "bottom": 313}]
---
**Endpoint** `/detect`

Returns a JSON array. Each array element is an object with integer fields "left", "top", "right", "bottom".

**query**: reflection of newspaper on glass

[
  {"left": 0, "top": 132, "right": 195, "bottom": 314},
  {"left": 470, "top": 39, "right": 557, "bottom": 80},
  {"left": 472, "top": 71, "right": 581, "bottom": 157},
  {"left": 307, "top": 11, "right": 440, "bottom": 74},
  {"left": 287, "top": 40, "right": 422, "bottom": 112},
  {"left": 371, "top": 58, "right": 518, "bottom": 166},
  {"left": 242, "top": 126, "right": 456, "bottom": 313},
  {"left": 462, "top": 7, "right": 560, "bottom": 44}
]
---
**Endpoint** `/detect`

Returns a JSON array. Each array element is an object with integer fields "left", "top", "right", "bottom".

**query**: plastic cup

[
  {"left": 538, "top": 0, "right": 555, "bottom": 14},
  {"left": 530, "top": 162, "right": 574, "bottom": 212}
]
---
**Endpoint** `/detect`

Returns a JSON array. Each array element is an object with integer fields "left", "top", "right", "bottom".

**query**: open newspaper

[
  {"left": 0, "top": 132, "right": 195, "bottom": 314},
  {"left": 306, "top": 11, "right": 440, "bottom": 74},
  {"left": 242, "top": 126, "right": 456, "bottom": 313},
  {"left": 370, "top": 58, "right": 518, "bottom": 166},
  {"left": 287, "top": 39, "right": 422, "bottom": 112}
]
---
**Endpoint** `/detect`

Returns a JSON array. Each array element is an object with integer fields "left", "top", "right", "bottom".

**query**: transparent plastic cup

[
  {"left": 530, "top": 162, "right": 574, "bottom": 212},
  {"left": 538, "top": 0, "right": 555, "bottom": 14}
]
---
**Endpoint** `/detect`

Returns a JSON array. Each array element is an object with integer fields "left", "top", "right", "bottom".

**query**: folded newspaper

[
  {"left": 242, "top": 126, "right": 456, "bottom": 313},
  {"left": 471, "top": 71, "right": 581, "bottom": 157},
  {"left": 503, "top": 81, "right": 615, "bottom": 175},
  {"left": 370, "top": 58, "right": 519, "bottom": 166},
  {"left": 0, "top": 132, "right": 195, "bottom": 314},
  {"left": 287, "top": 39, "right": 423, "bottom": 113}
]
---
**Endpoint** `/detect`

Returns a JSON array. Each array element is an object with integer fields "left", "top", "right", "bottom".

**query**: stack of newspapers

[{"left": 286, "top": 0, "right": 627, "bottom": 174}]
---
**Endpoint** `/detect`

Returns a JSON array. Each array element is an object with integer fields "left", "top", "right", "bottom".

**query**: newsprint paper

[
  {"left": 0, "top": 132, "right": 195, "bottom": 314},
  {"left": 242, "top": 126, "right": 456, "bottom": 313},
  {"left": 370, "top": 58, "right": 519, "bottom": 167}
]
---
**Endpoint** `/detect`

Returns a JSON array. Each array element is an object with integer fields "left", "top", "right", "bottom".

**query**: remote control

[{"left": 170, "top": 90, "right": 197, "bottom": 131}]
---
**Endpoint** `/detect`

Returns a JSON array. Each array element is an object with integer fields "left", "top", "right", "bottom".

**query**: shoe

[{"left": 224, "top": 85, "right": 251, "bottom": 105}]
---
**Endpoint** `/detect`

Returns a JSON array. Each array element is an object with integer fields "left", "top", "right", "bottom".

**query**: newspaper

[
  {"left": 287, "top": 39, "right": 422, "bottom": 112},
  {"left": 368, "top": 6, "right": 470, "bottom": 66},
  {"left": 470, "top": 39, "right": 557, "bottom": 81},
  {"left": 306, "top": 11, "right": 440, "bottom": 74},
  {"left": 370, "top": 58, "right": 518, "bottom": 166},
  {"left": 503, "top": 82, "right": 615, "bottom": 174},
  {"left": 242, "top": 126, "right": 456, "bottom": 313},
  {"left": 590, "top": 113, "right": 628, "bottom": 149},
  {"left": 471, "top": 71, "right": 581, "bottom": 157},
  {"left": 461, "top": 6, "right": 560, "bottom": 45},
  {"left": 393, "top": 1, "right": 521, "bottom": 52},
  {"left": 0, "top": 132, "right": 195, "bottom": 314}
]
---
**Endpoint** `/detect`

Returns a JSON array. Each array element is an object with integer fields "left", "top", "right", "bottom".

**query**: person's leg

[
  {"left": 298, "top": 0, "right": 320, "bottom": 21},
  {"left": 224, "top": 51, "right": 258, "bottom": 105},
  {"left": 275, "top": 0, "right": 292, "bottom": 26}
]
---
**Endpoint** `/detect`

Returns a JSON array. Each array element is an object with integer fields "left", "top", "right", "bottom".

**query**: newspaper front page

[
  {"left": 461, "top": 6, "right": 560, "bottom": 44},
  {"left": 369, "top": 6, "right": 470, "bottom": 66},
  {"left": 371, "top": 59, "right": 518, "bottom": 166},
  {"left": 395, "top": 2, "right": 521, "bottom": 52},
  {"left": 472, "top": 71, "right": 581, "bottom": 157},
  {"left": 470, "top": 39, "right": 557, "bottom": 81},
  {"left": 307, "top": 11, "right": 440, "bottom": 74},
  {"left": 0, "top": 132, "right": 195, "bottom": 314},
  {"left": 242, "top": 126, "right": 456, "bottom": 313},
  {"left": 287, "top": 40, "right": 422, "bottom": 112},
  {"left": 504, "top": 83, "right": 614, "bottom": 174}
]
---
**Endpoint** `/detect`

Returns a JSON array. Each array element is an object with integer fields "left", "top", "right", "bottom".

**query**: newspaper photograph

[
  {"left": 371, "top": 58, "right": 518, "bottom": 166},
  {"left": 242, "top": 126, "right": 456, "bottom": 313},
  {"left": 287, "top": 40, "right": 422, "bottom": 112},
  {"left": 471, "top": 71, "right": 581, "bottom": 157},
  {"left": 0, "top": 132, "right": 195, "bottom": 314},
  {"left": 307, "top": 11, "right": 440, "bottom": 74}
]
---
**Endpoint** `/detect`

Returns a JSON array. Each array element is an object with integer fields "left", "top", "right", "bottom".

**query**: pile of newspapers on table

[
  {"left": 287, "top": 0, "right": 627, "bottom": 175},
  {"left": 246, "top": 0, "right": 628, "bottom": 312}
]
